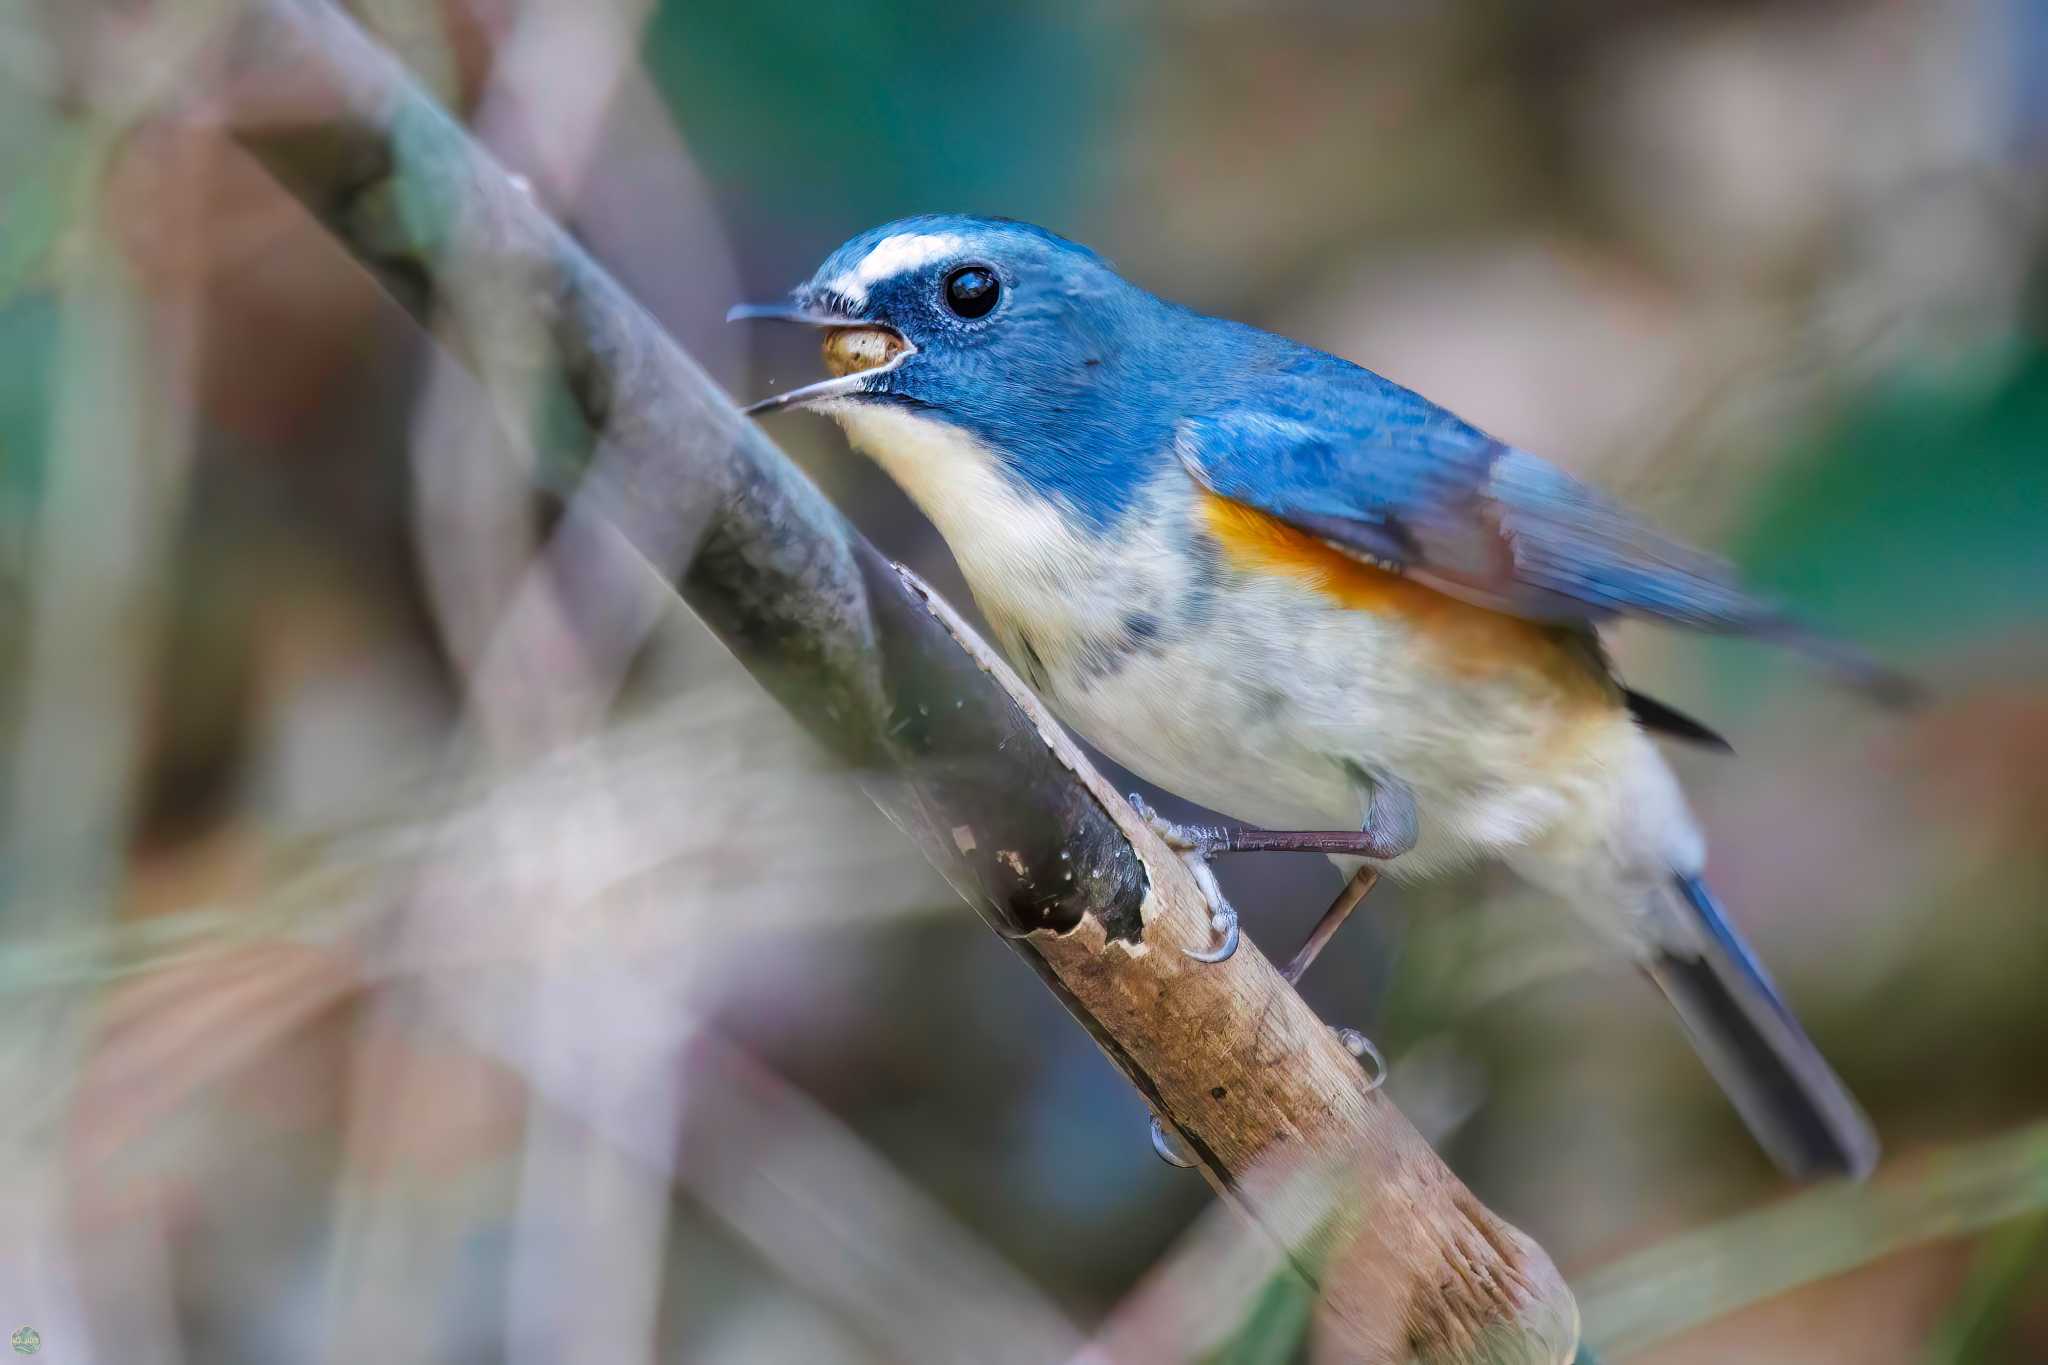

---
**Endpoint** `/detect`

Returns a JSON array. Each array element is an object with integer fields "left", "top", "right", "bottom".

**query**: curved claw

[
  {"left": 1150, "top": 1115, "right": 1197, "bottom": 1168},
  {"left": 1335, "top": 1026, "right": 1387, "bottom": 1090},
  {"left": 1176, "top": 849, "right": 1240, "bottom": 963},
  {"left": 1182, "top": 908, "right": 1240, "bottom": 963}
]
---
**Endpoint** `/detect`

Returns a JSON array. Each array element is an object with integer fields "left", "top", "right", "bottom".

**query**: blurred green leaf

[
  {"left": 1198, "top": 1261, "right": 1316, "bottom": 1365},
  {"left": 0, "top": 125, "right": 90, "bottom": 301},
  {"left": 0, "top": 293, "right": 59, "bottom": 509},
  {"left": 1920, "top": 1211, "right": 2048, "bottom": 1365},
  {"left": 642, "top": 0, "right": 1133, "bottom": 231},
  {"left": 0, "top": 28, "right": 106, "bottom": 533},
  {"left": 1580, "top": 1121, "right": 2048, "bottom": 1358},
  {"left": 1726, "top": 347, "right": 2048, "bottom": 701},
  {"left": 0, "top": 76, "right": 104, "bottom": 305}
]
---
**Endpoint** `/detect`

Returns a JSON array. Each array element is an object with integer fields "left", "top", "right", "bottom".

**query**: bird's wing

[{"left": 1176, "top": 367, "right": 1920, "bottom": 704}]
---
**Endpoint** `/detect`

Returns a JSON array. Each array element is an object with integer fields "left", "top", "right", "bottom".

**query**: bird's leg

[
  {"left": 1141, "top": 786, "right": 1406, "bottom": 1168},
  {"left": 1128, "top": 778, "right": 1416, "bottom": 965},
  {"left": 1282, "top": 864, "right": 1380, "bottom": 984},
  {"left": 1282, "top": 862, "right": 1392, "bottom": 1087},
  {"left": 1279, "top": 774, "right": 1415, "bottom": 979},
  {"left": 1281, "top": 778, "right": 1407, "bottom": 1083},
  {"left": 1132, "top": 778, "right": 1417, "bottom": 862}
]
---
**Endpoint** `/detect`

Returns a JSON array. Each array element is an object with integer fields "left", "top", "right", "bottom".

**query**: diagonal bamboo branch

[{"left": 180, "top": 1, "right": 1579, "bottom": 1358}]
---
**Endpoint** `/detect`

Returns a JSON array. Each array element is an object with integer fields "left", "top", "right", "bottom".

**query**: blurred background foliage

[{"left": 2, "top": 0, "right": 2046, "bottom": 1361}]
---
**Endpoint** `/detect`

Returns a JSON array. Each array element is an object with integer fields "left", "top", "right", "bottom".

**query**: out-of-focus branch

[{"left": 176, "top": 2, "right": 1578, "bottom": 1358}]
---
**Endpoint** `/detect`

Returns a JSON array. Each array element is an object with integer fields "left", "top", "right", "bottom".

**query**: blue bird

[{"left": 733, "top": 215, "right": 1910, "bottom": 1180}]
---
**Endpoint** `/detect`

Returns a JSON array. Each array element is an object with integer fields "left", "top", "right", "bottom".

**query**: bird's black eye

[{"left": 942, "top": 266, "right": 1000, "bottom": 319}]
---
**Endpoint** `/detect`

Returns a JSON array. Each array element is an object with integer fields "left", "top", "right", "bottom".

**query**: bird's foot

[
  {"left": 1128, "top": 793, "right": 1240, "bottom": 962},
  {"left": 1133, "top": 792, "right": 1394, "bottom": 1168},
  {"left": 1125, "top": 782, "right": 1417, "bottom": 863},
  {"left": 1334, "top": 1025, "right": 1388, "bottom": 1090},
  {"left": 1127, "top": 793, "right": 1227, "bottom": 857},
  {"left": 1150, "top": 1116, "right": 1197, "bottom": 1168}
]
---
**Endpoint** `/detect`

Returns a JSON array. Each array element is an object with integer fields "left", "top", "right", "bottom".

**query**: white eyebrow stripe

[{"left": 825, "top": 232, "right": 964, "bottom": 304}]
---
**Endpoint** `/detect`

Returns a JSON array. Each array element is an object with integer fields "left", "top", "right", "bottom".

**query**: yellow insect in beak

[
  {"left": 822, "top": 326, "right": 910, "bottom": 378},
  {"left": 728, "top": 303, "right": 916, "bottom": 415}
]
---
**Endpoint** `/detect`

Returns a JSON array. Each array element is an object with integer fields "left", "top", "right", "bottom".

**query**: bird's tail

[
  {"left": 1744, "top": 614, "right": 1927, "bottom": 709},
  {"left": 1647, "top": 874, "right": 1879, "bottom": 1180}
]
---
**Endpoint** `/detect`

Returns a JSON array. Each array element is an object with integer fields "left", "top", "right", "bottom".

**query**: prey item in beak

[
  {"left": 727, "top": 301, "right": 915, "bottom": 415},
  {"left": 821, "top": 326, "right": 909, "bottom": 377}
]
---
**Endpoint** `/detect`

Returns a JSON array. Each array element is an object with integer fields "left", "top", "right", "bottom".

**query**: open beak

[{"left": 726, "top": 301, "right": 915, "bottom": 415}]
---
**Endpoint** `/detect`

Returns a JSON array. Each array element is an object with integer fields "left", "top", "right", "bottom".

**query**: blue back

[
  {"left": 798, "top": 215, "right": 1481, "bottom": 528},
  {"left": 785, "top": 215, "right": 1919, "bottom": 700}
]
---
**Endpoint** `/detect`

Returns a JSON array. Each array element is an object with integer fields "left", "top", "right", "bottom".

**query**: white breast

[
  {"left": 826, "top": 403, "right": 1640, "bottom": 879},
  {"left": 827, "top": 402, "right": 1149, "bottom": 650}
]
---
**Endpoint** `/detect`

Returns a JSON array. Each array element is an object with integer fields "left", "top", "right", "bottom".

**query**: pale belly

[
  {"left": 988, "top": 569, "right": 1631, "bottom": 882},
  {"left": 825, "top": 401, "right": 1638, "bottom": 885}
]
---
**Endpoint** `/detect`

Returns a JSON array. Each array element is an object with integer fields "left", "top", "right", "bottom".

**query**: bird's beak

[
  {"left": 725, "top": 302, "right": 861, "bottom": 327},
  {"left": 726, "top": 301, "right": 915, "bottom": 416}
]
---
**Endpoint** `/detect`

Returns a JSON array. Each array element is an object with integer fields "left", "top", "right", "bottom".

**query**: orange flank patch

[{"left": 1197, "top": 490, "right": 1613, "bottom": 707}]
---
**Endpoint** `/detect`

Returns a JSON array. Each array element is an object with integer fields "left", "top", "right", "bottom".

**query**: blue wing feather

[{"left": 1178, "top": 341, "right": 1920, "bottom": 703}]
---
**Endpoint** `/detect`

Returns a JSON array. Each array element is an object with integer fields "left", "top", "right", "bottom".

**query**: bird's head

[{"left": 732, "top": 215, "right": 1198, "bottom": 528}]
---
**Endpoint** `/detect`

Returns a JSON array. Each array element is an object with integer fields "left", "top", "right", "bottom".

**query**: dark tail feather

[
  {"left": 1748, "top": 616, "right": 1929, "bottom": 711},
  {"left": 1624, "top": 688, "right": 1734, "bottom": 753},
  {"left": 1648, "top": 875, "right": 1878, "bottom": 1180}
]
